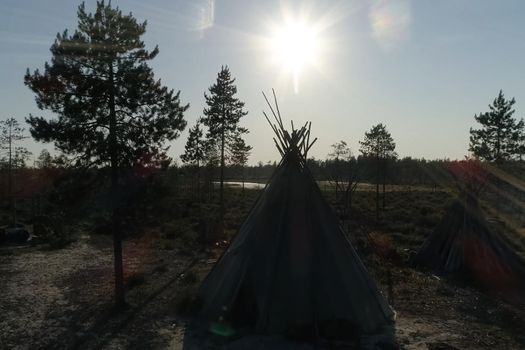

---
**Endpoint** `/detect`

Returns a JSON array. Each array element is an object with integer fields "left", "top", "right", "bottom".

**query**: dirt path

[
  {"left": 0, "top": 235, "right": 114, "bottom": 349},
  {"left": 0, "top": 233, "right": 196, "bottom": 349},
  {"left": 1, "top": 235, "right": 525, "bottom": 349},
  {"left": 392, "top": 268, "right": 525, "bottom": 350}
]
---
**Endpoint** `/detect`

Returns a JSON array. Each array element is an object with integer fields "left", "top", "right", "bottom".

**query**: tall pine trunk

[
  {"left": 219, "top": 127, "right": 225, "bottom": 230},
  {"left": 376, "top": 155, "right": 380, "bottom": 221},
  {"left": 382, "top": 158, "right": 386, "bottom": 210},
  {"left": 108, "top": 62, "right": 125, "bottom": 310},
  {"left": 197, "top": 162, "right": 201, "bottom": 221},
  {"left": 8, "top": 123, "right": 15, "bottom": 226},
  {"left": 242, "top": 166, "right": 245, "bottom": 191}
]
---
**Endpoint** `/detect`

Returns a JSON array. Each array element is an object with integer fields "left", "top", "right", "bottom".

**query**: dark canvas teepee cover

[
  {"left": 413, "top": 195, "right": 525, "bottom": 293},
  {"left": 197, "top": 92, "right": 396, "bottom": 347}
]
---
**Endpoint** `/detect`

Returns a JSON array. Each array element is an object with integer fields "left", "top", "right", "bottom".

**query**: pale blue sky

[{"left": 1, "top": 0, "right": 525, "bottom": 164}]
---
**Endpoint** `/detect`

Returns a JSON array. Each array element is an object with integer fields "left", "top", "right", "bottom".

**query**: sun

[
  {"left": 261, "top": 4, "right": 343, "bottom": 94},
  {"left": 270, "top": 21, "right": 319, "bottom": 73},
  {"left": 269, "top": 20, "right": 320, "bottom": 93}
]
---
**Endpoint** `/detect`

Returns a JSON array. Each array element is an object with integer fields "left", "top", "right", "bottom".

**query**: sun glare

[{"left": 269, "top": 20, "right": 320, "bottom": 93}]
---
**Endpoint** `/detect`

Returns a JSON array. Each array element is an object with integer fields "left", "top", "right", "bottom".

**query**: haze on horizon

[{"left": 1, "top": 0, "right": 525, "bottom": 165}]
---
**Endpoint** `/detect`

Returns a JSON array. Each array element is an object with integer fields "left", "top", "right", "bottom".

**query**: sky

[{"left": 1, "top": 0, "right": 525, "bottom": 165}]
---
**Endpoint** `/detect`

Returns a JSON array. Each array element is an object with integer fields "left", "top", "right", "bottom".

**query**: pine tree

[
  {"left": 181, "top": 119, "right": 206, "bottom": 204},
  {"left": 359, "top": 123, "right": 397, "bottom": 218},
  {"left": 36, "top": 149, "right": 53, "bottom": 169},
  {"left": 469, "top": 90, "right": 522, "bottom": 164},
  {"left": 24, "top": 1, "right": 188, "bottom": 309},
  {"left": 0, "top": 118, "right": 31, "bottom": 225},
  {"left": 181, "top": 120, "right": 205, "bottom": 167},
  {"left": 359, "top": 124, "right": 397, "bottom": 159},
  {"left": 201, "top": 66, "right": 248, "bottom": 226},
  {"left": 230, "top": 135, "right": 252, "bottom": 191}
]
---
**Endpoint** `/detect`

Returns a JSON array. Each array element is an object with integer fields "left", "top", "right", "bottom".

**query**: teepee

[
  {"left": 413, "top": 195, "right": 525, "bottom": 291},
  {"left": 197, "top": 91, "right": 396, "bottom": 347},
  {"left": 413, "top": 160, "right": 525, "bottom": 294}
]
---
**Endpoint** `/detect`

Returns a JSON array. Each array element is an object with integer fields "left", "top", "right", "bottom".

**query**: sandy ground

[{"left": 1, "top": 234, "right": 524, "bottom": 350}]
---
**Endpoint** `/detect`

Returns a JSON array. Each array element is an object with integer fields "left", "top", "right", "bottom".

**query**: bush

[{"left": 33, "top": 213, "right": 71, "bottom": 249}]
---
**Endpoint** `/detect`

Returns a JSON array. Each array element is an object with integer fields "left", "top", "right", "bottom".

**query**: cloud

[{"left": 369, "top": 0, "right": 411, "bottom": 50}]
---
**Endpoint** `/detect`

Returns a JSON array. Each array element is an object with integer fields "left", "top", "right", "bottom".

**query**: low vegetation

[{"left": 1, "top": 160, "right": 524, "bottom": 348}]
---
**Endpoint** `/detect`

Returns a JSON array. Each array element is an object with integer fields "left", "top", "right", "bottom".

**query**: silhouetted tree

[
  {"left": 24, "top": 1, "right": 188, "bottom": 309},
  {"left": 359, "top": 123, "right": 397, "bottom": 218},
  {"left": 230, "top": 135, "right": 252, "bottom": 192},
  {"left": 326, "top": 141, "right": 359, "bottom": 216},
  {"left": 36, "top": 149, "right": 53, "bottom": 169},
  {"left": 201, "top": 66, "right": 248, "bottom": 227},
  {"left": 0, "top": 118, "right": 31, "bottom": 224},
  {"left": 327, "top": 141, "right": 351, "bottom": 199},
  {"left": 181, "top": 119, "right": 206, "bottom": 200},
  {"left": 181, "top": 120, "right": 206, "bottom": 167},
  {"left": 200, "top": 139, "right": 219, "bottom": 201},
  {"left": 469, "top": 90, "right": 524, "bottom": 164}
]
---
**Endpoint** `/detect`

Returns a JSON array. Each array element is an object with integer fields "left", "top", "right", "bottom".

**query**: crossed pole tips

[{"left": 262, "top": 89, "right": 317, "bottom": 162}]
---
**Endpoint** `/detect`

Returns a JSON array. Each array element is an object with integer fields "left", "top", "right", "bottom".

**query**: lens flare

[
  {"left": 210, "top": 320, "right": 236, "bottom": 337},
  {"left": 369, "top": 0, "right": 411, "bottom": 50}
]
